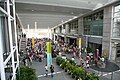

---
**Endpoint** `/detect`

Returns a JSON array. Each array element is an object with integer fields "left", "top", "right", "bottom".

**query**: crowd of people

[{"left": 21, "top": 38, "right": 105, "bottom": 77}]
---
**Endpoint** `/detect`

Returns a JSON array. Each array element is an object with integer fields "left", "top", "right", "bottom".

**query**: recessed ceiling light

[
  {"left": 88, "top": 1, "right": 91, "bottom": 4},
  {"left": 32, "top": 10, "right": 34, "bottom": 11},
  {"left": 71, "top": 12, "right": 74, "bottom": 14}
]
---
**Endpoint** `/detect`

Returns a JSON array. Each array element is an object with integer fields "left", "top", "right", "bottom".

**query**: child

[
  {"left": 45, "top": 65, "right": 48, "bottom": 77},
  {"left": 50, "top": 65, "right": 54, "bottom": 77}
]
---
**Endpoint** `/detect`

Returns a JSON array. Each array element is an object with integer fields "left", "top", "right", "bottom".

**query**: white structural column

[
  {"left": 27, "top": 24, "right": 29, "bottom": 32},
  {"left": 13, "top": 0, "right": 19, "bottom": 71},
  {"left": 61, "top": 21, "right": 64, "bottom": 33},
  {"left": 0, "top": 14, "right": 6, "bottom": 80},
  {"left": 35, "top": 22, "right": 37, "bottom": 31},
  {"left": 58, "top": 27, "right": 60, "bottom": 33},
  {"left": 7, "top": 0, "right": 16, "bottom": 79},
  {"left": 65, "top": 24, "right": 69, "bottom": 34}
]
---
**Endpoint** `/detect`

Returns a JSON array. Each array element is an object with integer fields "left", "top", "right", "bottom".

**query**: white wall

[{"left": 25, "top": 29, "right": 52, "bottom": 39}]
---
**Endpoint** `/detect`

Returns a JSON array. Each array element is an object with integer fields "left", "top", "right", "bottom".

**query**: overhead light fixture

[
  {"left": 69, "top": 19, "right": 72, "bottom": 21},
  {"left": 32, "top": 10, "right": 34, "bottom": 11},
  {"left": 71, "top": 12, "right": 74, "bottom": 14},
  {"left": 114, "top": 42, "right": 118, "bottom": 45},
  {"left": 73, "top": 16, "right": 77, "bottom": 19}
]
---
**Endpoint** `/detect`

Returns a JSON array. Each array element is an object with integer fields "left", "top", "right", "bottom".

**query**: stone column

[
  {"left": 102, "top": 5, "right": 113, "bottom": 60},
  {"left": 110, "top": 42, "right": 117, "bottom": 60},
  {"left": 78, "top": 17, "right": 85, "bottom": 47},
  {"left": 64, "top": 35, "right": 67, "bottom": 44},
  {"left": 65, "top": 24, "right": 69, "bottom": 44}
]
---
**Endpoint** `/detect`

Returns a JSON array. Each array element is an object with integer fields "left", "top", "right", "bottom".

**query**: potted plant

[
  {"left": 16, "top": 66, "right": 38, "bottom": 80},
  {"left": 86, "top": 73, "right": 99, "bottom": 80},
  {"left": 74, "top": 67, "right": 87, "bottom": 80},
  {"left": 65, "top": 62, "right": 72, "bottom": 73},
  {"left": 67, "top": 58, "right": 76, "bottom": 65},
  {"left": 71, "top": 66, "right": 78, "bottom": 79},
  {"left": 60, "top": 60, "right": 67, "bottom": 69},
  {"left": 56, "top": 57, "right": 65, "bottom": 66}
]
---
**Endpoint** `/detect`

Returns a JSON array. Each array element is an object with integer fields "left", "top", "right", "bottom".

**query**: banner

[
  {"left": 79, "top": 38, "right": 81, "bottom": 49},
  {"left": 46, "top": 42, "right": 52, "bottom": 66},
  {"left": 104, "top": 49, "right": 107, "bottom": 56},
  {"left": 46, "top": 42, "right": 52, "bottom": 53},
  {"left": 32, "top": 37, "right": 34, "bottom": 48},
  {"left": 47, "top": 53, "right": 52, "bottom": 65}
]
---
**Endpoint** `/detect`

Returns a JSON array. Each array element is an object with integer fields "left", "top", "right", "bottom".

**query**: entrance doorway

[
  {"left": 69, "top": 38, "right": 77, "bottom": 47},
  {"left": 88, "top": 42, "right": 102, "bottom": 56}
]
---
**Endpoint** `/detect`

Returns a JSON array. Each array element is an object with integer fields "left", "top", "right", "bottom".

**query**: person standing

[
  {"left": 71, "top": 56, "right": 75, "bottom": 61},
  {"left": 50, "top": 65, "right": 54, "bottom": 77},
  {"left": 86, "top": 55, "right": 90, "bottom": 70},
  {"left": 45, "top": 65, "right": 48, "bottom": 77}
]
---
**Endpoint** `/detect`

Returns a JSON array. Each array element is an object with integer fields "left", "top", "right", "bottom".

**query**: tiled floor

[
  {"left": 30, "top": 53, "right": 120, "bottom": 80},
  {"left": 31, "top": 58, "right": 74, "bottom": 80}
]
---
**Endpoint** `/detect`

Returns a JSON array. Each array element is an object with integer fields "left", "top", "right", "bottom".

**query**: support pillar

[
  {"left": 65, "top": 24, "right": 69, "bottom": 34},
  {"left": 7, "top": 0, "right": 15, "bottom": 79},
  {"left": 13, "top": 0, "right": 20, "bottom": 69},
  {"left": 110, "top": 42, "right": 117, "bottom": 60},
  {"left": 0, "top": 13, "right": 6, "bottom": 80}
]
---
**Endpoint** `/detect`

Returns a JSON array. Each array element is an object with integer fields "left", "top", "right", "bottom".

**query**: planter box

[
  {"left": 98, "top": 61, "right": 106, "bottom": 68},
  {"left": 68, "top": 71, "right": 71, "bottom": 75},
  {"left": 65, "top": 69, "right": 67, "bottom": 72},
  {"left": 71, "top": 74, "right": 75, "bottom": 78}
]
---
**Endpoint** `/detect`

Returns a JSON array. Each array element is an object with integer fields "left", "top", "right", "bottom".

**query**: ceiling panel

[
  {"left": 16, "top": 0, "right": 109, "bottom": 9},
  {"left": 15, "top": 0, "right": 110, "bottom": 29},
  {"left": 18, "top": 13, "right": 74, "bottom": 29},
  {"left": 16, "top": 3, "right": 91, "bottom": 16}
]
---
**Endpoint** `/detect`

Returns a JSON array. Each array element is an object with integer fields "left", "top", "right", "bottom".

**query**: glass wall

[
  {"left": 0, "top": 14, "right": 11, "bottom": 61},
  {"left": 112, "top": 4, "right": 120, "bottom": 38},
  {"left": 59, "top": 26, "right": 62, "bottom": 33},
  {"left": 68, "top": 19, "right": 78, "bottom": 34},
  {"left": 62, "top": 24, "right": 65, "bottom": 33},
  {"left": 83, "top": 10, "right": 103, "bottom": 36}
]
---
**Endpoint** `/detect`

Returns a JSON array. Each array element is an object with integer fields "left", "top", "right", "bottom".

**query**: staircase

[{"left": 20, "top": 37, "right": 26, "bottom": 54}]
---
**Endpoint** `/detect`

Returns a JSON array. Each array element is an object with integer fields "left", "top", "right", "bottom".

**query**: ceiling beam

[{"left": 15, "top": 1, "right": 95, "bottom": 10}]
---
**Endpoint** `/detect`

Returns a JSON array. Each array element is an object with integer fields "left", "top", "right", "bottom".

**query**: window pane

[
  {"left": 114, "top": 12, "right": 120, "bottom": 17},
  {"left": 115, "top": 5, "right": 120, "bottom": 12},
  {"left": 113, "top": 4, "right": 120, "bottom": 39}
]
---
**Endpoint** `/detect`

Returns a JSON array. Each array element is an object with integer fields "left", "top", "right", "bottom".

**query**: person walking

[
  {"left": 80, "top": 57, "right": 84, "bottom": 67},
  {"left": 45, "top": 65, "right": 48, "bottom": 77},
  {"left": 86, "top": 60, "right": 90, "bottom": 68},
  {"left": 22, "top": 57, "right": 26, "bottom": 66},
  {"left": 86, "top": 57, "right": 90, "bottom": 71},
  {"left": 50, "top": 65, "right": 54, "bottom": 77}
]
